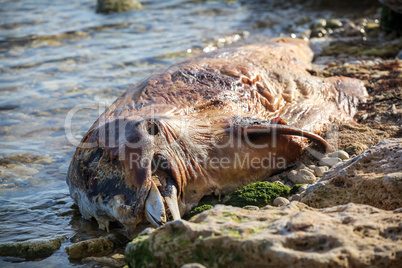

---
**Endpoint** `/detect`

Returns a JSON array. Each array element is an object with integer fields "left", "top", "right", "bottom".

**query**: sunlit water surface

[{"left": 0, "top": 0, "right": 374, "bottom": 266}]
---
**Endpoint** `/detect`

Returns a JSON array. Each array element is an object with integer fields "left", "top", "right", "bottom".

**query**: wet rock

[
  {"left": 310, "top": 18, "right": 327, "bottom": 29},
  {"left": 342, "top": 20, "right": 364, "bottom": 37},
  {"left": 301, "top": 139, "right": 402, "bottom": 210},
  {"left": 65, "top": 237, "right": 114, "bottom": 259},
  {"left": 125, "top": 203, "right": 402, "bottom": 267},
  {"left": 0, "top": 236, "right": 66, "bottom": 259},
  {"left": 311, "top": 27, "right": 328, "bottom": 38},
  {"left": 82, "top": 256, "right": 125, "bottom": 267},
  {"left": 319, "top": 157, "right": 342, "bottom": 167},
  {"left": 397, "top": 49, "right": 402, "bottom": 59},
  {"left": 314, "top": 166, "right": 329, "bottom": 177},
  {"left": 327, "top": 19, "right": 343, "bottom": 29},
  {"left": 273, "top": 197, "right": 290, "bottom": 206},
  {"left": 328, "top": 150, "right": 349, "bottom": 160},
  {"left": 380, "top": 3, "right": 402, "bottom": 32},
  {"left": 288, "top": 169, "right": 317, "bottom": 184},
  {"left": 96, "top": 0, "right": 142, "bottom": 13},
  {"left": 222, "top": 182, "right": 290, "bottom": 208}
]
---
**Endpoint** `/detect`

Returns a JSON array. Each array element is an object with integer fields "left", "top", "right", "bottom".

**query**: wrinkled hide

[{"left": 67, "top": 38, "right": 367, "bottom": 235}]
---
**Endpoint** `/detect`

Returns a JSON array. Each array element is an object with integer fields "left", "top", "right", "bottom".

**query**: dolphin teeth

[
  {"left": 164, "top": 183, "right": 181, "bottom": 221},
  {"left": 145, "top": 181, "right": 166, "bottom": 227}
]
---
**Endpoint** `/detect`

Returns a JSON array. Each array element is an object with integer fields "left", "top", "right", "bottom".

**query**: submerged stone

[
  {"left": 65, "top": 237, "right": 114, "bottom": 259},
  {"left": 96, "top": 0, "right": 142, "bottom": 14},
  {"left": 0, "top": 236, "right": 66, "bottom": 259}
]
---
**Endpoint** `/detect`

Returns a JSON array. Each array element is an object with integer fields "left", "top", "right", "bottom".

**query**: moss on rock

[
  {"left": 290, "top": 184, "right": 305, "bottom": 195},
  {"left": 222, "top": 182, "right": 290, "bottom": 207},
  {"left": 125, "top": 235, "right": 154, "bottom": 268},
  {"left": 189, "top": 204, "right": 213, "bottom": 218}
]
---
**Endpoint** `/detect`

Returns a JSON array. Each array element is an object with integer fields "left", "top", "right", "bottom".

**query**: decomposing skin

[{"left": 67, "top": 38, "right": 367, "bottom": 235}]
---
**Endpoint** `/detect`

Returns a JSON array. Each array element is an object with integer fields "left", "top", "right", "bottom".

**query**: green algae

[
  {"left": 290, "top": 184, "right": 305, "bottom": 195},
  {"left": 223, "top": 182, "right": 290, "bottom": 208},
  {"left": 189, "top": 204, "right": 213, "bottom": 218},
  {"left": 125, "top": 235, "right": 154, "bottom": 268}
]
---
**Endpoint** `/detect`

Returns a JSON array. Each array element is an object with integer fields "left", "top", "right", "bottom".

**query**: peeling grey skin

[{"left": 67, "top": 38, "right": 367, "bottom": 235}]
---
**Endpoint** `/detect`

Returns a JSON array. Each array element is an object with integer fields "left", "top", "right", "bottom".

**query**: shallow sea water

[{"left": 0, "top": 0, "right": 377, "bottom": 266}]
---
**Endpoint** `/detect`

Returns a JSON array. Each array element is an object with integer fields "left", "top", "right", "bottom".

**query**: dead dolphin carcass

[{"left": 66, "top": 38, "right": 367, "bottom": 235}]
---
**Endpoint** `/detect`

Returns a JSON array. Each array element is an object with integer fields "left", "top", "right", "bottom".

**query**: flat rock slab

[
  {"left": 125, "top": 202, "right": 402, "bottom": 267},
  {"left": 0, "top": 236, "right": 66, "bottom": 259},
  {"left": 301, "top": 138, "right": 402, "bottom": 210}
]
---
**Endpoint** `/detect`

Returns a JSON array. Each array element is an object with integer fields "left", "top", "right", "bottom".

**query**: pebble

[
  {"left": 181, "top": 263, "right": 207, "bottom": 268},
  {"left": 272, "top": 180, "right": 284, "bottom": 185},
  {"left": 296, "top": 164, "right": 307, "bottom": 170},
  {"left": 243, "top": 205, "right": 259, "bottom": 210},
  {"left": 285, "top": 181, "right": 293, "bottom": 188},
  {"left": 273, "top": 197, "right": 290, "bottom": 207},
  {"left": 319, "top": 157, "right": 342, "bottom": 167},
  {"left": 328, "top": 150, "right": 349, "bottom": 160},
  {"left": 344, "top": 144, "right": 368, "bottom": 156},
  {"left": 288, "top": 169, "right": 317, "bottom": 184},
  {"left": 297, "top": 184, "right": 308, "bottom": 193},
  {"left": 327, "top": 19, "right": 343, "bottom": 29},
  {"left": 360, "top": 113, "right": 369, "bottom": 120},
  {"left": 310, "top": 18, "right": 327, "bottom": 29},
  {"left": 311, "top": 27, "right": 328, "bottom": 38},
  {"left": 288, "top": 194, "right": 301, "bottom": 202},
  {"left": 298, "top": 164, "right": 314, "bottom": 174},
  {"left": 314, "top": 166, "right": 329, "bottom": 177}
]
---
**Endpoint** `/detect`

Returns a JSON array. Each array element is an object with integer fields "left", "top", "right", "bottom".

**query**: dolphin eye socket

[{"left": 146, "top": 121, "right": 159, "bottom": 136}]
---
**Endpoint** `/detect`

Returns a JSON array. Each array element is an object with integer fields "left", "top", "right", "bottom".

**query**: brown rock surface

[
  {"left": 301, "top": 138, "right": 402, "bottom": 210},
  {"left": 125, "top": 202, "right": 402, "bottom": 268},
  {"left": 65, "top": 237, "right": 114, "bottom": 259}
]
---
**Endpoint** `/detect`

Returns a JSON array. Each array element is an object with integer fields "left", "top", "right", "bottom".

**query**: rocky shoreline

[
  {"left": 1, "top": 4, "right": 401, "bottom": 267},
  {"left": 123, "top": 12, "right": 402, "bottom": 267},
  {"left": 126, "top": 202, "right": 402, "bottom": 267}
]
